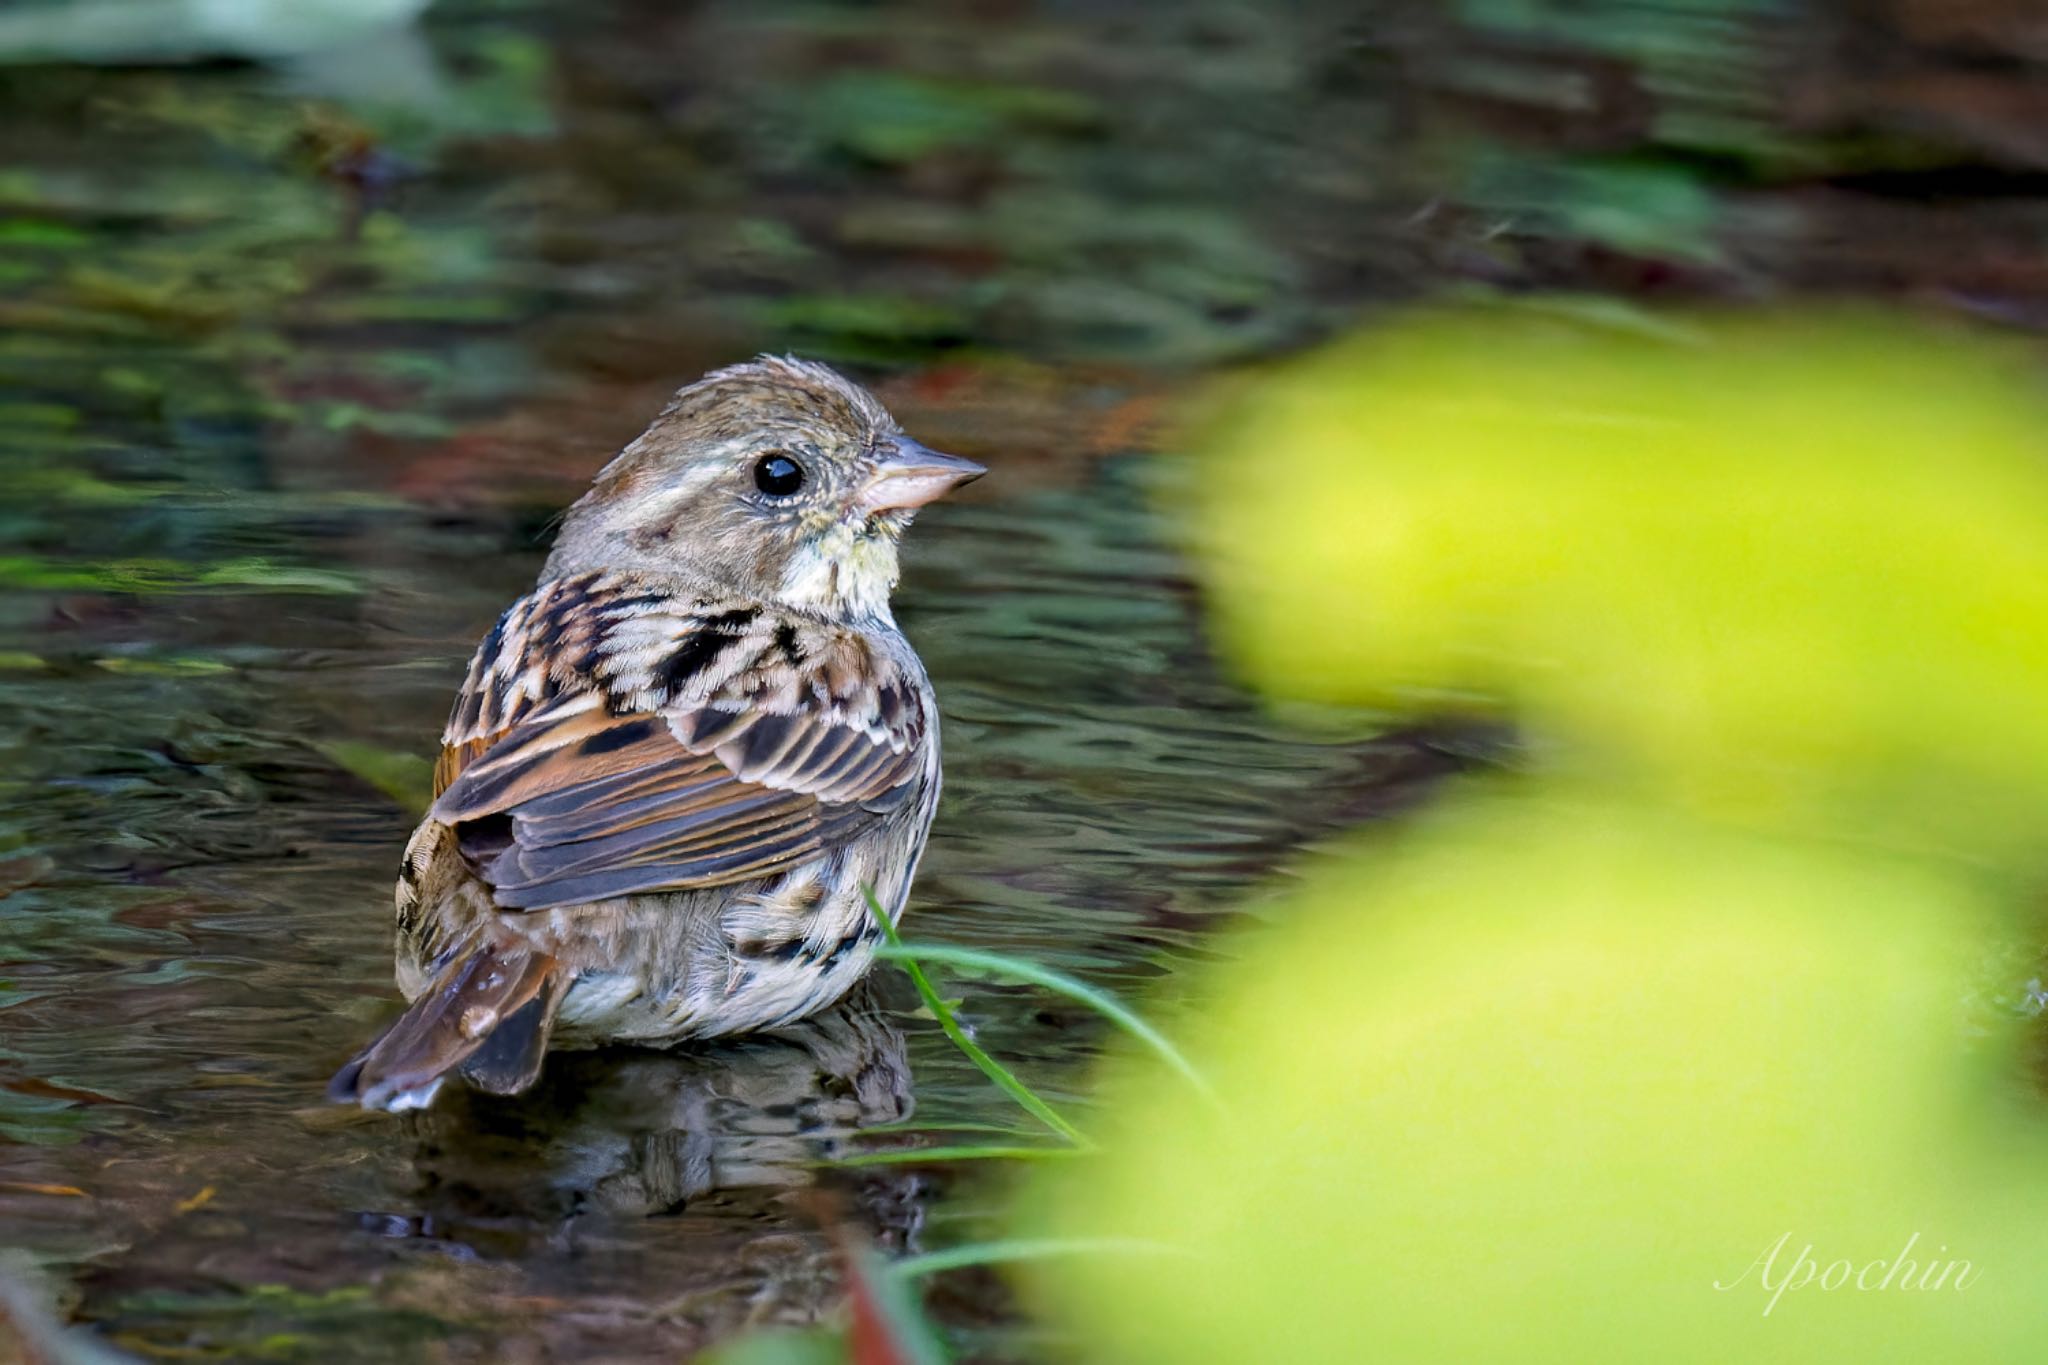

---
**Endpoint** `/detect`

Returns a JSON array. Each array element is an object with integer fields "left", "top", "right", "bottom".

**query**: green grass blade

[
  {"left": 886, "top": 1237, "right": 1193, "bottom": 1282},
  {"left": 862, "top": 886, "right": 1089, "bottom": 1147},
  {"left": 855, "top": 1120, "right": 1044, "bottom": 1137},
  {"left": 846, "top": 1243, "right": 951, "bottom": 1365},
  {"left": 826, "top": 1144, "right": 1085, "bottom": 1168},
  {"left": 876, "top": 942, "right": 1218, "bottom": 1108}
]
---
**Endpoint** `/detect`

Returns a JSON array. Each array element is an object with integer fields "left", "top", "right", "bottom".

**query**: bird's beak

[{"left": 857, "top": 438, "right": 987, "bottom": 515}]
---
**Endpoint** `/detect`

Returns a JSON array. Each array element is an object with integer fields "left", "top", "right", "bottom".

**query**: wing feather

[{"left": 426, "top": 571, "right": 928, "bottom": 911}]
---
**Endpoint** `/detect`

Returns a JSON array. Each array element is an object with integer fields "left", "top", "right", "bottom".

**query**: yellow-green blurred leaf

[
  {"left": 1190, "top": 305, "right": 2048, "bottom": 861},
  {"left": 1022, "top": 793, "right": 2048, "bottom": 1364}
]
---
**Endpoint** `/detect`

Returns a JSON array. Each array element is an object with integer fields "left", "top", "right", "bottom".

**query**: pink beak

[{"left": 856, "top": 438, "right": 987, "bottom": 515}]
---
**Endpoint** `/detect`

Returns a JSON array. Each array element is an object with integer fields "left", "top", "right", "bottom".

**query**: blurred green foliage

[
  {"left": 1025, "top": 793, "right": 2048, "bottom": 1362},
  {"left": 1452, "top": 0, "right": 1791, "bottom": 157},
  {"left": 1020, "top": 306, "right": 2048, "bottom": 1361},
  {"left": 1461, "top": 150, "right": 1733, "bottom": 264},
  {"left": 799, "top": 71, "right": 1101, "bottom": 167},
  {"left": 315, "top": 739, "right": 434, "bottom": 814},
  {"left": 1190, "top": 307, "right": 2048, "bottom": 865}
]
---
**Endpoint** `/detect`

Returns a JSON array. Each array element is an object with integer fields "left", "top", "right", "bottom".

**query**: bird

[{"left": 329, "top": 355, "right": 984, "bottom": 1112}]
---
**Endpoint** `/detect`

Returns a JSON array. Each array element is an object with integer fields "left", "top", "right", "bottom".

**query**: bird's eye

[{"left": 753, "top": 453, "right": 805, "bottom": 498}]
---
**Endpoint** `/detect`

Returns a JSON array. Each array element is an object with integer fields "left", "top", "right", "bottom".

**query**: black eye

[{"left": 753, "top": 454, "right": 805, "bottom": 498}]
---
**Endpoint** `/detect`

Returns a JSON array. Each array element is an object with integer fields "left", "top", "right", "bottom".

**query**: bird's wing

[{"left": 427, "top": 572, "right": 929, "bottom": 910}]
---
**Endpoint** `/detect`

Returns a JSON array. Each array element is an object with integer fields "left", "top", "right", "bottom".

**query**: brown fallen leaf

[
  {"left": 841, "top": 1237, "right": 947, "bottom": 1365},
  {"left": 0, "top": 853, "right": 55, "bottom": 898},
  {"left": 0, "top": 1181, "right": 88, "bottom": 1198}
]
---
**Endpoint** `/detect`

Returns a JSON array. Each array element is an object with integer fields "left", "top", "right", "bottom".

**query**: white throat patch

[{"left": 778, "top": 520, "right": 899, "bottom": 624}]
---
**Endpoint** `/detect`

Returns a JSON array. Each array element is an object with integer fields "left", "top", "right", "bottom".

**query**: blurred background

[{"left": 7, "top": 1, "right": 2048, "bottom": 1361}]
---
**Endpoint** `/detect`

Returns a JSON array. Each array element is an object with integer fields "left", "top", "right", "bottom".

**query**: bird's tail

[{"left": 328, "top": 936, "right": 568, "bottom": 1111}]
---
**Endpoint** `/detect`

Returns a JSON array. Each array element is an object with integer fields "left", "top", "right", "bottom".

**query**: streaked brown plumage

[{"left": 330, "top": 356, "right": 983, "bottom": 1111}]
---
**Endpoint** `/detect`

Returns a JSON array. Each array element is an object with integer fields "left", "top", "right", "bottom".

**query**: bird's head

[{"left": 546, "top": 356, "right": 985, "bottom": 623}]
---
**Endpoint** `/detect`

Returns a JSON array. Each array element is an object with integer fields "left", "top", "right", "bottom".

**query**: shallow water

[
  {"left": 0, "top": 450, "right": 1462, "bottom": 1356},
  {"left": 7, "top": 0, "right": 2048, "bottom": 1359},
  {"left": 0, "top": 7, "right": 1459, "bottom": 1357}
]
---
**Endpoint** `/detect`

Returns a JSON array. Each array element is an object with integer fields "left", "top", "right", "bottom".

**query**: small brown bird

[{"left": 330, "top": 357, "right": 984, "bottom": 1111}]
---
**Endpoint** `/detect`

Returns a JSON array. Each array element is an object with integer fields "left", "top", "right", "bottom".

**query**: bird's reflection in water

[{"left": 410, "top": 988, "right": 913, "bottom": 1224}]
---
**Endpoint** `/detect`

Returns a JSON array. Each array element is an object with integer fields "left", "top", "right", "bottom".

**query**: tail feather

[
  {"left": 329, "top": 940, "right": 565, "bottom": 1111},
  {"left": 454, "top": 969, "right": 570, "bottom": 1096}
]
